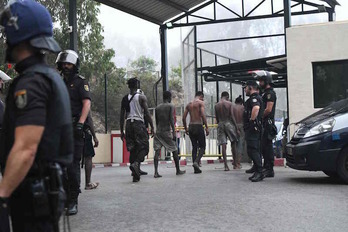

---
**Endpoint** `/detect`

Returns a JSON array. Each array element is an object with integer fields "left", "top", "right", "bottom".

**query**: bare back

[
  {"left": 155, "top": 103, "right": 174, "bottom": 132},
  {"left": 187, "top": 99, "right": 205, "bottom": 124},
  {"left": 233, "top": 104, "right": 244, "bottom": 124},
  {"left": 215, "top": 100, "right": 233, "bottom": 123}
]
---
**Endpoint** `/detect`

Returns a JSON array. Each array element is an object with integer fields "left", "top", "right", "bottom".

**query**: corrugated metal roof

[{"left": 95, "top": 0, "right": 207, "bottom": 25}]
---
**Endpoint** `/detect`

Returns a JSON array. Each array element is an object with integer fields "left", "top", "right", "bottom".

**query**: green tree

[
  {"left": 0, "top": 0, "right": 120, "bottom": 132},
  {"left": 129, "top": 56, "right": 160, "bottom": 108},
  {"left": 169, "top": 63, "right": 184, "bottom": 107}
]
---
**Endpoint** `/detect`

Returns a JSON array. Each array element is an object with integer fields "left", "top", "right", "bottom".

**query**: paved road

[{"left": 68, "top": 163, "right": 348, "bottom": 232}]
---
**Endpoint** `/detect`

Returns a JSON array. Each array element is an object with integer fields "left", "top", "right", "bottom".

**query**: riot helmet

[
  {"left": 252, "top": 70, "right": 273, "bottom": 89},
  {"left": 0, "top": 0, "right": 61, "bottom": 62},
  {"left": 56, "top": 50, "right": 80, "bottom": 76}
]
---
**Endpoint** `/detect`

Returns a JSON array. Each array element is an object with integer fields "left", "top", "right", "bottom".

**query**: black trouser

[
  {"left": 189, "top": 124, "right": 206, "bottom": 163},
  {"left": 261, "top": 131, "right": 274, "bottom": 169},
  {"left": 246, "top": 131, "right": 262, "bottom": 173},
  {"left": 10, "top": 180, "right": 55, "bottom": 232},
  {"left": 126, "top": 120, "right": 149, "bottom": 164},
  {"left": 67, "top": 136, "right": 84, "bottom": 204}
]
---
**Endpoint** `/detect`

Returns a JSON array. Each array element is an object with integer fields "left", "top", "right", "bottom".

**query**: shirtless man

[
  {"left": 215, "top": 92, "right": 239, "bottom": 171},
  {"left": 183, "top": 91, "right": 209, "bottom": 174},
  {"left": 153, "top": 91, "right": 186, "bottom": 178},
  {"left": 233, "top": 96, "right": 245, "bottom": 169}
]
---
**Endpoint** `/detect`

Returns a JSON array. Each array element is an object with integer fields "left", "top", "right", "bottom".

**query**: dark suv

[{"left": 286, "top": 99, "right": 348, "bottom": 183}]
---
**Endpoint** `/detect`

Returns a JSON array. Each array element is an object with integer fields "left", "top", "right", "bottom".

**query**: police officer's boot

[
  {"left": 245, "top": 165, "right": 256, "bottom": 174},
  {"left": 250, "top": 172, "right": 264, "bottom": 182},
  {"left": 248, "top": 172, "right": 256, "bottom": 181},
  {"left": 262, "top": 168, "right": 275, "bottom": 178},
  {"left": 68, "top": 202, "right": 78, "bottom": 215}
]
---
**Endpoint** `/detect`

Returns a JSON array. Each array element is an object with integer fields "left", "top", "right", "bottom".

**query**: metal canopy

[
  {"left": 200, "top": 55, "right": 288, "bottom": 88},
  {"left": 94, "top": 0, "right": 207, "bottom": 25}
]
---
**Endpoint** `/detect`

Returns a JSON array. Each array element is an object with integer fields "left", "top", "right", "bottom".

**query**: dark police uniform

[
  {"left": 64, "top": 74, "right": 91, "bottom": 205},
  {"left": 244, "top": 92, "right": 264, "bottom": 173},
  {"left": 261, "top": 87, "right": 277, "bottom": 170},
  {"left": 0, "top": 56, "right": 73, "bottom": 231}
]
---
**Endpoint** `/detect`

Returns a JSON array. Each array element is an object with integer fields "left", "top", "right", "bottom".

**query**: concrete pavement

[{"left": 68, "top": 163, "right": 348, "bottom": 232}]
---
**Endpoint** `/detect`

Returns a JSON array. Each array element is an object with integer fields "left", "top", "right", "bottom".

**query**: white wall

[
  {"left": 287, "top": 21, "right": 348, "bottom": 128},
  {"left": 93, "top": 133, "right": 111, "bottom": 163}
]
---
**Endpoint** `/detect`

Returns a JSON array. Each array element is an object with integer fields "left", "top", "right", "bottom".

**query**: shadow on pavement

[{"left": 287, "top": 176, "right": 346, "bottom": 185}]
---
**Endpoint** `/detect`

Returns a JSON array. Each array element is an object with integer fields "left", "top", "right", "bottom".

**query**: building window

[{"left": 312, "top": 60, "right": 348, "bottom": 108}]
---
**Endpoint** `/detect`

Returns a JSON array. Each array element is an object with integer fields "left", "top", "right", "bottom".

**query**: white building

[{"left": 287, "top": 20, "right": 348, "bottom": 131}]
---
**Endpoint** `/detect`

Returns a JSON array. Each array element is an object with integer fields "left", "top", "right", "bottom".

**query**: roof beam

[
  {"left": 170, "top": 9, "right": 327, "bottom": 28},
  {"left": 155, "top": 0, "right": 189, "bottom": 12},
  {"left": 168, "top": 0, "right": 216, "bottom": 24},
  {"left": 95, "top": 0, "right": 163, "bottom": 25}
]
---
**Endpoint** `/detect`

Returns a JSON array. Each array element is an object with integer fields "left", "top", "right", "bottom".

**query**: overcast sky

[{"left": 98, "top": 0, "right": 348, "bottom": 69}]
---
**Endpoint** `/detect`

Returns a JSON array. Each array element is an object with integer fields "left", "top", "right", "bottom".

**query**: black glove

[
  {"left": 0, "top": 197, "right": 10, "bottom": 232},
  {"left": 74, "top": 122, "right": 84, "bottom": 138}
]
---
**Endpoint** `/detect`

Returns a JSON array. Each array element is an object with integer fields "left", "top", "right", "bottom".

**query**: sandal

[{"left": 85, "top": 182, "right": 99, "bottom": 190}]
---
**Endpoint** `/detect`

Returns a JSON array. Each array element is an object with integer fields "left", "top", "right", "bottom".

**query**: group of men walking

[{"left": 120, "top": 71, "right": 277, "bottom": 184}]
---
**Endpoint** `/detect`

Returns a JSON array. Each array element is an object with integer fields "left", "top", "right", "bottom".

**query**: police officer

[
  {"left": 56, "top": 50, "right": 91, "bottom": 215},
  {"left": 243, "top": 81, "right": 264, "bottom": 182},
  {"left": 256, "top": 71, "right": 277, "bottom": 178},
  {"left": 0, "top": 1, "right": 73, "bottom": 231}
]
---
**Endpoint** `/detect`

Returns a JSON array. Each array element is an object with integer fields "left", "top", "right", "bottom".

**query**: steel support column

[
  {"left": 69, "top": 0, "right": 78, "bottom": 51},
  {"left": 160, "top": 26, "right": 169, "bottom": 92},
  {"left": 215, "top": 54, "right": 219, "bottom": 102},
  {"left": 194, "top": 26, "right": 198, "bottom": 93},
  {"left": 284, "top": 0, "right": 291, "bottom": 120},
  {"left": 328, "top": 11, "right": 335, "bottom": 21},
  {"left": 284, "top": 0, "right": 291, "bottom": 47},
  {"left": 104, "top": 73, "right": 108, "bottom": 133}
]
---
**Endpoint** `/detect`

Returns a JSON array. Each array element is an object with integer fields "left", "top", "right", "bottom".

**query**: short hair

[
  {"left": 127, "top": 77, "right": 139, "bottom": 89},
  {"left": 221, "top": 91, "right": 229, "bottom": 99},
  {"left": 163, "top": 91, "right": 172, "bottom": 101},
  {"left": 235, "top": 95, "right": 244, "bottom": 105},
  {"left": 195, "top": 91, "right": 204, "bottom": 97}
]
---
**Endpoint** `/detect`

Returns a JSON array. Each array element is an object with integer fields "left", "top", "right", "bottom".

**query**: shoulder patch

[
  {"left": 78, "top": 75, "right": 86, "bottom": 80},
  {"left": 267, "top": 94, "right": 271, "bottom": 100},
  {"left": 15, "top": 89, "right": 27, "bottom": 109},
  {"left": 84, "top": 85, "right": 90, "bottom": 92},
  {"left": 252, "top": 99, "right": 257, "bottom": 103}
]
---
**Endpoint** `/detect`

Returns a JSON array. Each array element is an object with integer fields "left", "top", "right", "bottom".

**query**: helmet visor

[{"left": 56, "top": 51, "right": 78, "bottom": 66}]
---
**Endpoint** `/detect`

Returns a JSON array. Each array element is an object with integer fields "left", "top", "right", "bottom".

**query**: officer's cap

[{"left": 0, "top": 0, "right": 60, "bottom": 53}]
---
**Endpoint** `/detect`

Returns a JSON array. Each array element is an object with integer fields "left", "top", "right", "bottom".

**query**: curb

[{"left": 93, "top": 158, "right": 285, "bottom": 168}]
